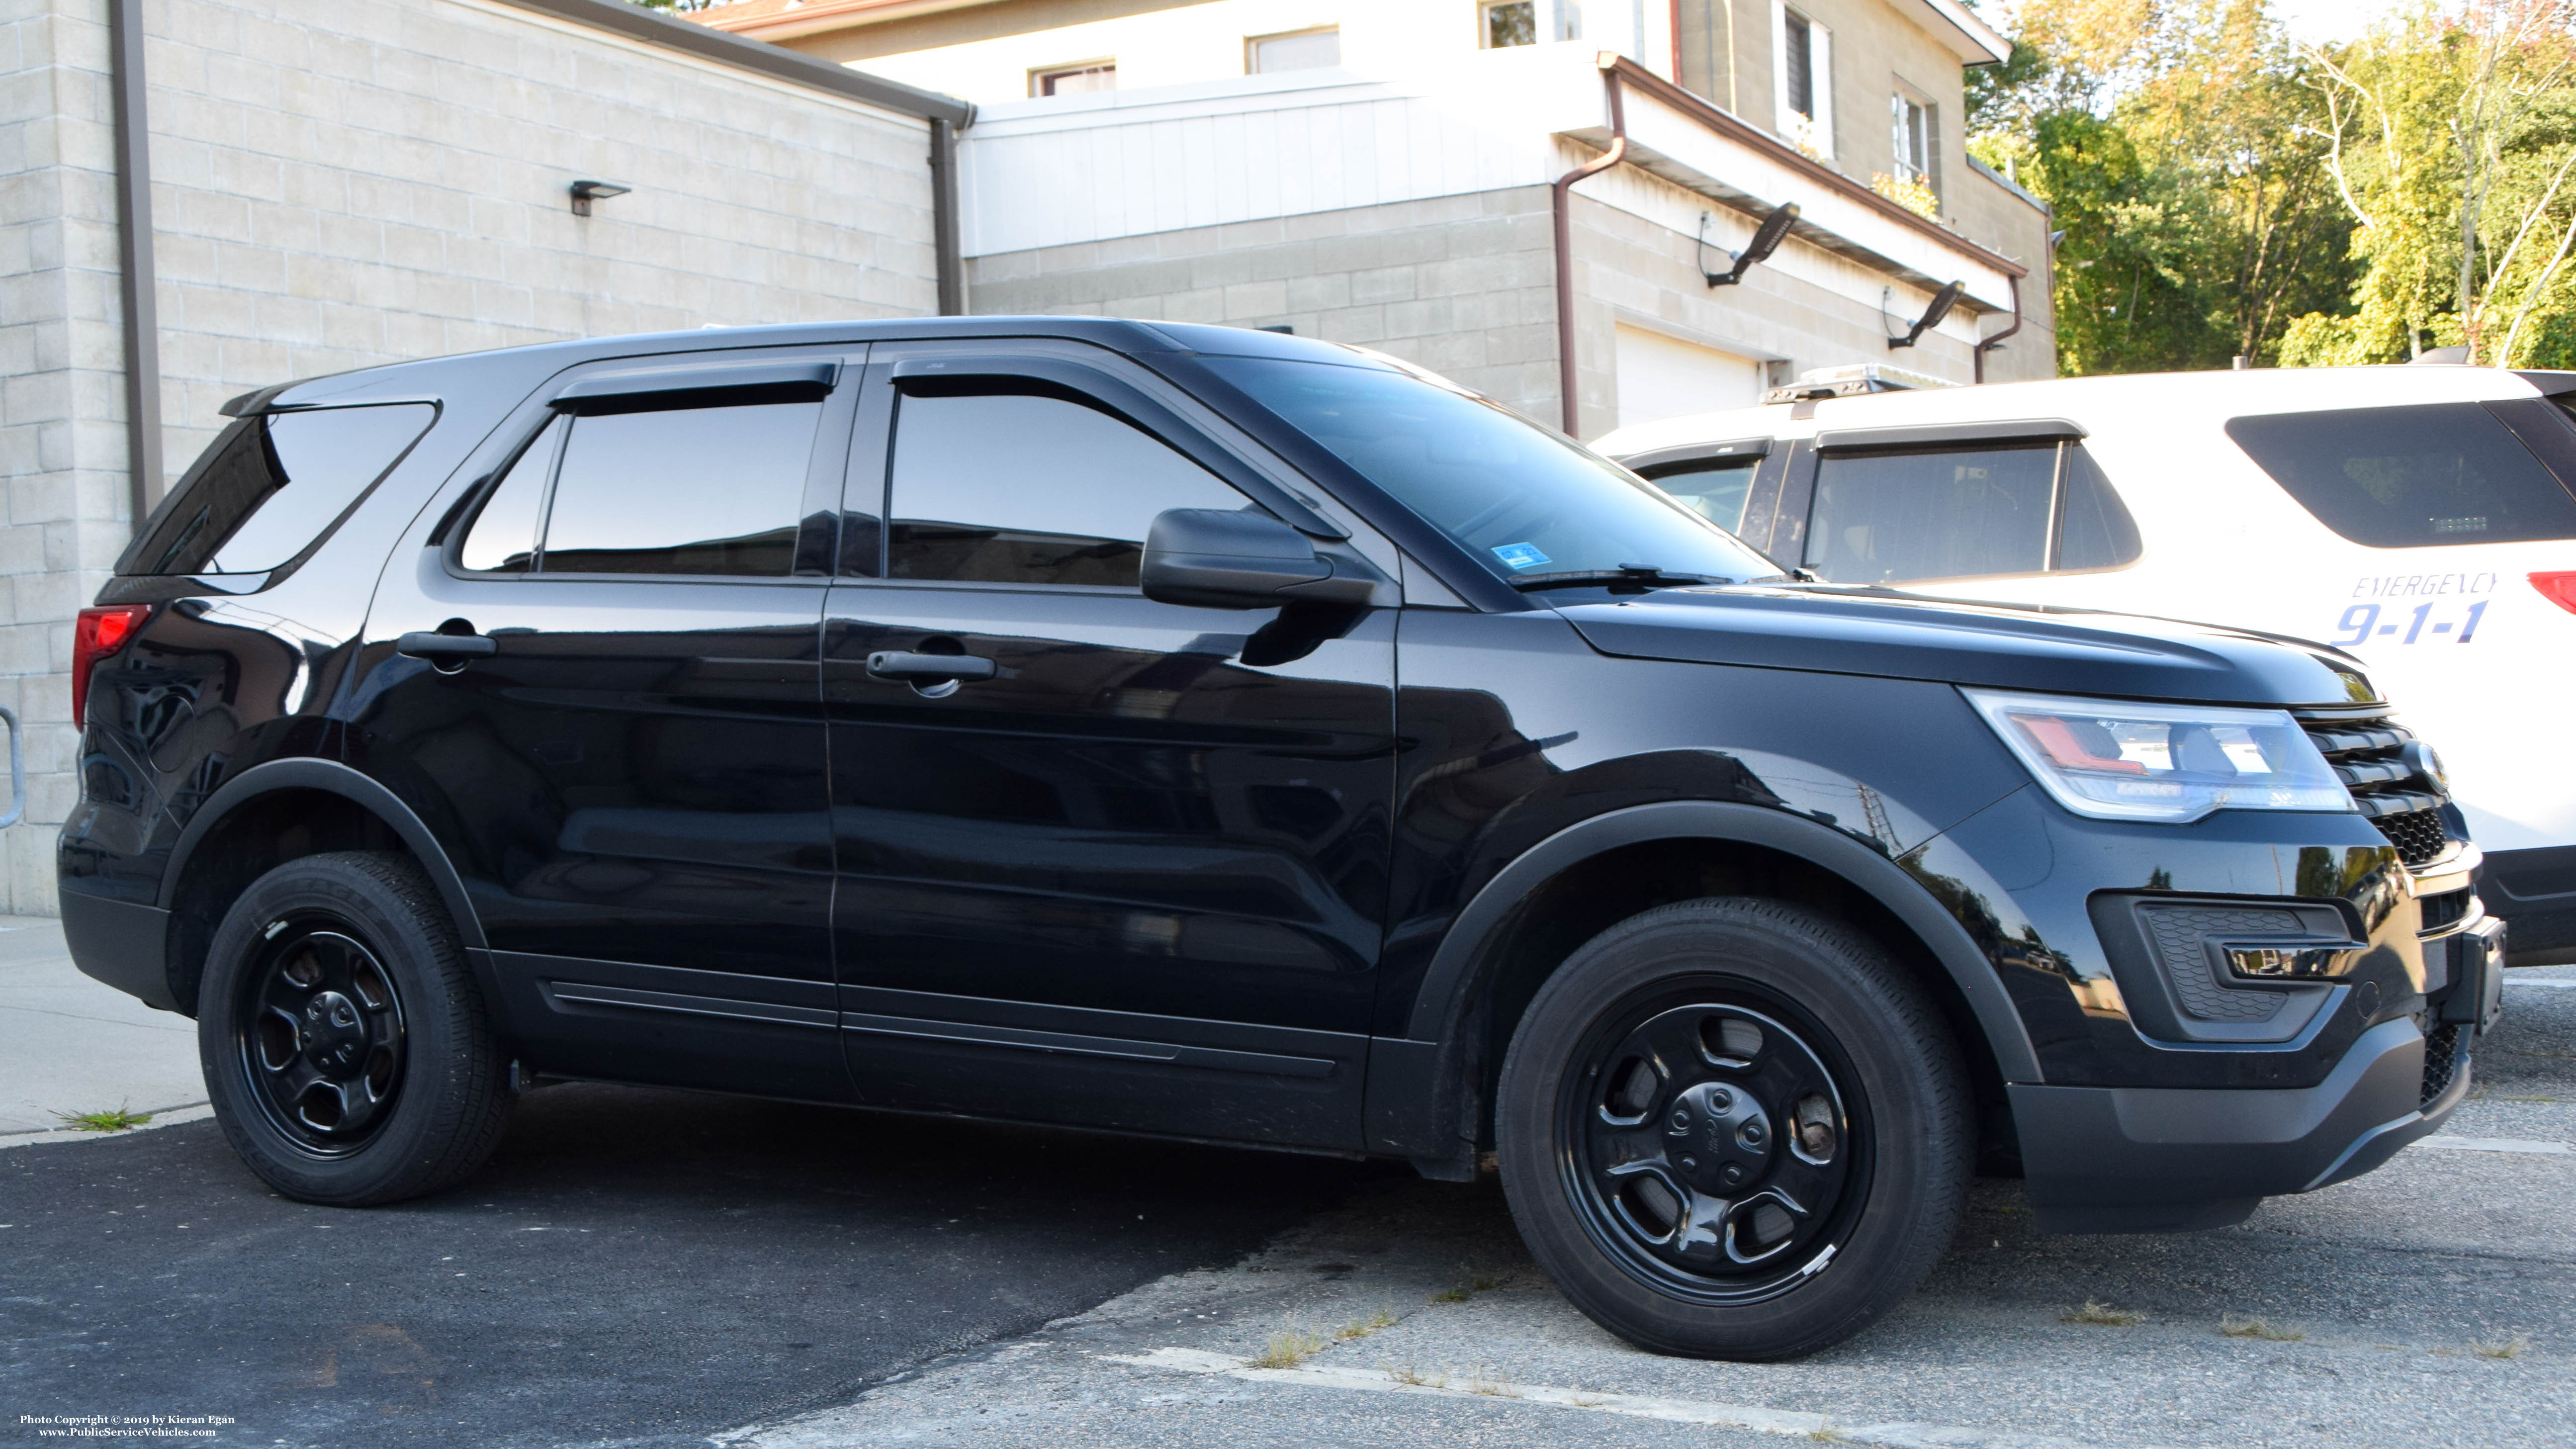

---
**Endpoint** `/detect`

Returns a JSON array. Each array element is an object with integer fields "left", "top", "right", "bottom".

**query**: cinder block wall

[
  {"left": 0, "top": 0, "right": 943, "bottom": 914},
  {"left": 967, "top": 187, "right": 1564, "bottom": 427}
]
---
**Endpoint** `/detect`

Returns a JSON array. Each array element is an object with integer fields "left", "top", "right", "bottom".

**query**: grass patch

[
  {"left": 1249, "top": 1328, "right": 1327, "bottom": 1369},
  {"left": 2062, "top": 1299, "right": 2143, "bottom": 1327},
  {"left": 2220, "top": 1314, "right": 2305, "bottom": 1342},
  {"left": 1333, "top": 1309, "right": 1397, "bottom": 1342},
  {"left": 2473, "top": 1334, "right": 2532, "bottom": 1360},
  {"left": 55, "top": 1105, "right": 151, "bottom": 1133}
]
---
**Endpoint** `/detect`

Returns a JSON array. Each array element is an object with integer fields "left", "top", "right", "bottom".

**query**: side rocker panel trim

[{"left": 1372, "top": 800, "right": 2043, "bottom": 1156}]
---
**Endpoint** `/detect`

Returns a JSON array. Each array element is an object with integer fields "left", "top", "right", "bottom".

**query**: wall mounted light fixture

[
  {"left": 569, "top": 180, "right": 631, "bottom": 217},
  {"left": 1888, "top": 279, "right": 1964, "bottom": 350},
  {"left": 1701, "top": 201, "right": 1799, "bottom": 287}
]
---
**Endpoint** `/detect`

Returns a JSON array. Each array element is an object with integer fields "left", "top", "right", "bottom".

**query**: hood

[{"left": 1556, "top": 586, "right": 2373, "bottom": 708}]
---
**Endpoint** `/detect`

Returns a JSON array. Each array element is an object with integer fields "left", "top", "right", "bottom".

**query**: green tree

[{"left": 2286, "top": 2, "right": 2576, "bottom": 366}]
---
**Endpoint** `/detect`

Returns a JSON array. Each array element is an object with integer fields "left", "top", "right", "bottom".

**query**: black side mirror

[{"left": 1140, "top": 509, "right": 1374, "bottom": 609}]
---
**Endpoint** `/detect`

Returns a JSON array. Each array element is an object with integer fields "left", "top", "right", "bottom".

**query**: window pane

[
  {"left": 887, "top": 392, "right": 1249, "bottom": 587},
  {"left": 1484, "top": 1, "right": 1535, "bottom": 46},
  {"left": 1250, "top": 28, "right": 1339, "bottom": 72},
  {"left": 460, "top": 417, "right": 562, "bottom": 573},
  {"left": 2226, "top": 402, "right": 2576, "bottom": 546},
  {"left": 2054, "top": 446, "right": 2142, "bottom": 571},
  {"left": 1206, "top": 357, "right": 1778, "bottom": 584},
  {"left": 1036, "top": 63, "right": 1115, "bottom": 95},
  {"left": 1783, "top": 15, "right": 1813, "bottom": 117},
  {"left": 539, "top": 402, "right": 820, "bottom": 576},
  {"left": 1648, "top": 459, "right": 1760, "bottom": 534},
  {"left": 133, "top": 404, "right": 433, "bottom": 576},
  {"left": 1806, "top": 443, "right": 2058, "bottom": 584}
]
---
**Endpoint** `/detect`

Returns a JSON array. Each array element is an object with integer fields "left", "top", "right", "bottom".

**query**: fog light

[{"left": 2221, "top": 944, "right": 2359, "bottom": 980}]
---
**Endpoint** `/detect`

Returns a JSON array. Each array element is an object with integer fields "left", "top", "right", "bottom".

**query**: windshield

[{"left": 1201, "top": 356, "right": 1781, "bottom": 587}]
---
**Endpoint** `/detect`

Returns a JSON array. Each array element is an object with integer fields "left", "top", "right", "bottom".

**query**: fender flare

[
  {"left": 160, "top": 757, "right": 488, "bottom": 951},
  {"left": 1369, "top": 800, "right": 2042, "bottom": 1160}
]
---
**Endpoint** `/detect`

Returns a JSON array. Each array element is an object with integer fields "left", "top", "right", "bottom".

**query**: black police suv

[{"left": 60, "top": 320, "right": 2505, "bottom": 1359}]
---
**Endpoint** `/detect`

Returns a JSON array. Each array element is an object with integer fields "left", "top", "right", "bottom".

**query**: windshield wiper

[{"left": 1509, "top": 565, "right": 1731, "bottom": 592}]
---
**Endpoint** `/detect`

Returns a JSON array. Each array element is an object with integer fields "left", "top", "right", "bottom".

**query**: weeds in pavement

[
  {"left": 2062, "top": 1300, "right": 2142, "bottom": 1327},
  {"left": 1249, "top": 1329, "right": 1326, "bottom": 1369},
  {"left": 56, "top": 1105, "right": 150, "bottom": 1132},
  {"left": 1428, "top": 1288, "right": 1470, "bottom": 1303},
  {"left": 1464, "top": 1367, "right": 1517, "bottom": 1398},
  {"left": 1385, "top": 1361, "right": 1447, "bottom": 1388},
  {"left": 2473, "top": 1335, "right": 2532, "bottom": 1360},
  {"left": 1430, "top": 1267, "right": 1508, "bottom": 1304},
  {"left": 1333, "top": 1310, "right": 1397, "bottom": 1342},
  {"left": 1807, "top": 1420, "right": 1852, "bottom": 1443},
  {"left": 2220, "top": 1315, "right": 2304, "bottom": 1342}
]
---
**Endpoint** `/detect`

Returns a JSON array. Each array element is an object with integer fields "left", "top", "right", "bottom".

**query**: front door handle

[
  {"left": 865, "top": 650, "right": 996, "bottom": 683},
  {"left": 396, "top": 631, "right": 498, "bottom": 661}
]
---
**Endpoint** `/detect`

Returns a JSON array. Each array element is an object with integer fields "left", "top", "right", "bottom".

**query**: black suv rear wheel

[
  {"left": 198, "top": 852, "right": 512, "bottom": 1205},
  {"left": 1495, "top": 898, "right": 1969, "bottom": 1359}
]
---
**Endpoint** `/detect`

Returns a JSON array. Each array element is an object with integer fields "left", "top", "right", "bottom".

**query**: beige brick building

[
  {"left": 708, "top": 0, "right": 2058, "bottom": 438},
  {"left": 0, "top": 0, "right": 967, "bottom": 911}
]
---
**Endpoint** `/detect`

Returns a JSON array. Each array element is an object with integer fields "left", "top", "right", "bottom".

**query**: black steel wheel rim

[
  {"left": 1554, "top": 975, "right": 1871, "bottom": 1305},
  {"left": 233, "top": 918, "right": 408, "bottom": 1157}
]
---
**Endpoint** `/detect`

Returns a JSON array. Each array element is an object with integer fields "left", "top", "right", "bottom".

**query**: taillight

[
  {"left": 72, "top": 605, "right": 153, "bottom": 724},
  {"left": 2534, "top": 571, "right": 2576, "bottom": 616}
]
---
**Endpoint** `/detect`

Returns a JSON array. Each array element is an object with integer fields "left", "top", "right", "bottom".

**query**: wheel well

[
  {"left": 1465, "top": 837, "right": 2011, "bottom": 1156},
  {"left": 164, "top": 790, "right": 411, "bottom": 1016}
]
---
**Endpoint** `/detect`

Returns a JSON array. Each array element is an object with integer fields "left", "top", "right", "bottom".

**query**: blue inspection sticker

[{"left": 1491, "top": 543, "right": 1552, "bottom": 571}]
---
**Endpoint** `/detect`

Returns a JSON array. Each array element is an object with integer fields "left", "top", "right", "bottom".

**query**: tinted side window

[
  {"left": 2053, "top": 446, "right": 2142, "bottom": 571},
  {"left": 125, "top": 404, "right": 435, "bottom": 575},
  {"left": 1805, "top": 443, "right": 2058, "bottom": 584},
  {"left": 885, "top": 392, "right": 1249, "bottom": 587},
  {"left": 538, "top": 402, "right": 821, "bottom": 576},
  {"left": 2226, "top": 402, "right": 2576, "bottom": 546},
  {"left": 457, "top": 416, "right": 562, "bottom": 573},
  {"left": 1647, "top": 458, "right": 1760, "bottom": 534}
]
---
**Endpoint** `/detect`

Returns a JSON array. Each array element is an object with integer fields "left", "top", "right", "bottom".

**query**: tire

[
  {"left": 1495, "top": 897, "right": 1970, "bottom": 1360},
  {"left": 197, "top": 851, "right": 512, "bottom": 1206}
]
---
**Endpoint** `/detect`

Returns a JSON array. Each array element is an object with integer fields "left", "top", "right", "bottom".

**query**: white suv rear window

[{"left": 2226, "top": 401, "right": 2576, "bottom": 547}]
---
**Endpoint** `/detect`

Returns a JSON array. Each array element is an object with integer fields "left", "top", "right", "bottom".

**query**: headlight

[{"left": 1962, "top": 688, "right": 2353, "bottom": 823}]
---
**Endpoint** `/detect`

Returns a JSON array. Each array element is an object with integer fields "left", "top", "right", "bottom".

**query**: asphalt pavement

[{"left": 3, "top": 908, "right": 2570, "bottom": 1449}]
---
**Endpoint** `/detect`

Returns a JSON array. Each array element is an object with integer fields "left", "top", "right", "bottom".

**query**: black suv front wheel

[
  {"left": 1496, "top": 898, "right": 1969, "bottom": 1359},
  {"left": 199, "top": 852, "right": 513, "bottom": 1205}
]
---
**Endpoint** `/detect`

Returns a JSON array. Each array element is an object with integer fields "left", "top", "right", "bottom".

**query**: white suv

[{"left": 1596, "top": 365, "right": 2576, "bottom": 965}]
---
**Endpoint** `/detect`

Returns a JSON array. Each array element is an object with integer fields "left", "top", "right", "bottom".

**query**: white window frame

[
  {"left": 1029, "top": 60, "right": 1117, "bottom": 97},
  {"left": 1245, "top": 26, "right": 1341, "bottom": 74},
  {"left": 1770, "top": 2, "right": 1833, "bottom": 159},
  {"left": 1891, "top": 89, "right": 1936, "bottom": 192}
]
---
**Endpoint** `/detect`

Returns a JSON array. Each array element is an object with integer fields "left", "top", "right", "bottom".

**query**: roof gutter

[{"left": 1554, "top": 56, "right": 1629, "bottom": 437}]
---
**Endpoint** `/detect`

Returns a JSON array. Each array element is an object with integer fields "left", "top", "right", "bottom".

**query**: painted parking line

[
  {"left": 2417, "top": 1136, "right": 2573, "bottom": 1155},
  {"left": 1104, "top": 1346, "right": 2139, "bottom": 1449}
]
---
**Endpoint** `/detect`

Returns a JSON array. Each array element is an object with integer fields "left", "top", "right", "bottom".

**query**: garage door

[{"left": 1613, "top": 326, "right": 1765, "bottom": 431}]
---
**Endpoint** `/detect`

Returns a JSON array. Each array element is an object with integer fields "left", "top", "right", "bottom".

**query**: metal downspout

[
  {"left": 1553, "top": 57, "right": 1629, "bottom": 437},
  {"left": 110, "top": 0, "right": 163, "bottom": 531},
  {"left": 929, "top": 115, "right": 970, "bottom": 315},
  {"left": 1974, "top": 272, "right": 2022, "bottom": 384}
]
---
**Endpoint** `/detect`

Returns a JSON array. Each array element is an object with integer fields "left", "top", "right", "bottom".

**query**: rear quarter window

[
  {"left": 123, "top": 403, "right": 437, "bottom": 575},
  {"left": 2225, "top": 401, "right": 2576, "bottom": 547}
]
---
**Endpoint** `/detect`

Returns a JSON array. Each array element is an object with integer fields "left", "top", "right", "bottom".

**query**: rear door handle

[
  {"left": 865, "top": 650, "right": 996, "bottom": 683},
  {"left": 396, "top": 632, "right": 498, "bottom": 660}
]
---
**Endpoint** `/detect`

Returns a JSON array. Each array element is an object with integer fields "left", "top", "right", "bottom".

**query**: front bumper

[{"left": 2011, "top": 1014, "right": 2473, "bottom": 1232}]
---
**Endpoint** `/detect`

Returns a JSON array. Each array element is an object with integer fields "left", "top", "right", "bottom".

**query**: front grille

[
  {"left": 2418, "top": 886, "right": 2474, "bottom": 935},
  {"left": 2421, "top": 1022, "right": 2465, "bottom": 1105},
  {"left": 2296, "top": 711, "right": 2455, "bottom": 866}
]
